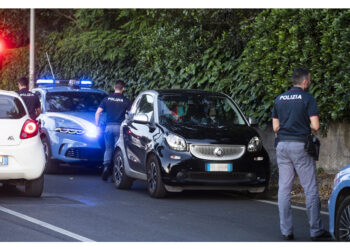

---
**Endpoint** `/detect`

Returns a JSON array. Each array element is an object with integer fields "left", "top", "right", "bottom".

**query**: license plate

[
  {"left": 206, "top": 163, "right": 232, "bottom": 172},
  {"left": 0, "top": 156, "right": 8, "bottom": 166}
]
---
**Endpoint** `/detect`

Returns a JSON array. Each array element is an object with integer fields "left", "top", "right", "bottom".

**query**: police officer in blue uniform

[
  {"left": 17, "top": 77, "right": 41, "bottom": 120},
  {"left": 95, "top": 80, "right": 131, "bottom": 181},
  {"left": 272, "top": 68, "right": 331, "bottom": 241}
]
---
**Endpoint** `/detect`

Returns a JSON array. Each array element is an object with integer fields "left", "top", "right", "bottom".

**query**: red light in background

[{"left": 0, "top": 39, "right": 5, "bottom": 53}]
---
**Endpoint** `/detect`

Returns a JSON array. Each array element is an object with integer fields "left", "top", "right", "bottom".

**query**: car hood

[
  {"left": 40, "top": 112, "right": 99, "bottom": 138},
  {"left": 162, "top": 123, "right": 259, "bottom": 145},
  {"left": 58, "top": 111, "right": 96, "bottom": 124}
]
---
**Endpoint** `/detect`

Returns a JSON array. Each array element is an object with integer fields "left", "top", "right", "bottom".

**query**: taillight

[{"left": 20, "top": 120, "right": 38, "bottom": 139}]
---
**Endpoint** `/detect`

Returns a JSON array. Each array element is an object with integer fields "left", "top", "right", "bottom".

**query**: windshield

[
  {"left": 46, "top": 92, "right": 107, "bottom": 112},
  {"left": 158, "top": 93, "right": 246, "bottom": 127},
  {"left": 0, "top": 95, "right": 26, "bottom": 119}
]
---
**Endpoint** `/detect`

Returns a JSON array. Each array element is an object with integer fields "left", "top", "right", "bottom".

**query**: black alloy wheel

[
  {"left": 335, "top": 196, "right": 350, "bottom": 241},
  {"left": 146, "top": 155, "right": 167, "bottom": 198},
  {"left": 112, "top": 150, "right": 133, "bottom": 189}
]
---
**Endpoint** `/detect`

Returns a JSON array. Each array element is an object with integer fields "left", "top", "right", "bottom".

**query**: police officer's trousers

[
  {"left": 103, "top": 124, "right": 121, "bottom": 167},
  {"left": 276, "top": 141, "right": 324, "bottom": 237}
]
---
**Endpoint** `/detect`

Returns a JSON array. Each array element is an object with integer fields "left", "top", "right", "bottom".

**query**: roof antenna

[{"left": 45, "top": 52, "right": 55, "bottom": 79}]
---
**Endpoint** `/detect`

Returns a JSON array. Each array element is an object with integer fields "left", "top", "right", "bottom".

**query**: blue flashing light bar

[
  {"left": 36, "top": 79, "right": 55, "bottom": 84},
  {"left": 80, "top": 80, "right": 92, "bottom": 85},
  {"left": 36, "top": 78, "right": 93, "bottom": 87}
]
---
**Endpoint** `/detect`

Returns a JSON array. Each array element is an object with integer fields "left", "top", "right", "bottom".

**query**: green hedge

[{"left": 1, "top": 9, "right": 349, "bottom": 133}]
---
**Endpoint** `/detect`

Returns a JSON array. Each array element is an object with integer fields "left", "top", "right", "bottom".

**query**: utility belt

[
  {"left": 275, "top": 134, "right": 320, "bottom": 161},
  {"left": 277, "top": 135, "right": 308, "bottom": 143},
  {"left": 106, "top": 122, "right": 121, "bottom": 126}
]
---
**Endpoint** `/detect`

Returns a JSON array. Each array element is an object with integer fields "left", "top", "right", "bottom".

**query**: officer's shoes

[
  {"left": 101, "top": 167, "right": 110, "bottom": 181},
  {"left": 310, "top": 230, "right": 332, "bottom": 241},
  {"left": 282, "top": 234, "right": 294, "bottom": 241}
]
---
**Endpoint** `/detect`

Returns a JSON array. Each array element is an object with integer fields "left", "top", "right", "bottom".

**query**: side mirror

[
  {"left": 248, "top": 117, "right": 258, "bottom": 127},
  {"left": 133, "top": 113, "right": 149, "bottom": 124}
]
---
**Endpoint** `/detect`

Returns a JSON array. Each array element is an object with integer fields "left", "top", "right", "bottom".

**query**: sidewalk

[{"left": 268, "top": 170, "right": 335, "bottom": 209}]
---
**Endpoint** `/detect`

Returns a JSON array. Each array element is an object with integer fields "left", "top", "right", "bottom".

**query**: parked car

[
  {"left": 32, "top": 79, "right": 108, "bottom": 173},
  {"left": 112, "top": 89, "right": 270, "bottom": 198},
  {"left": 0, "top": 90, "right": 45, "bottom": 197},
  {"left": 329, "top": 164, "right": 350, "bottom": 241}
]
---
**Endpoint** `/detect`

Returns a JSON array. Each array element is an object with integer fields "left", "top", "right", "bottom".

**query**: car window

[
  {"left": 158, "top": 93, "right": 246, "bottom": 127},
  {"left": 45, "top": 92, "right": 107, "bottom": 112},
  {"left": 135, "top": 94, "right": 154, "bottom": 121},
  {"left": 0, "top": 94, "right": 26, "bottom": 119}
]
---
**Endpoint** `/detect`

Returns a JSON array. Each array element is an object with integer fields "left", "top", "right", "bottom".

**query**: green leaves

[{"left": 1, "top": 9, "right": 348, "bottom": 133}]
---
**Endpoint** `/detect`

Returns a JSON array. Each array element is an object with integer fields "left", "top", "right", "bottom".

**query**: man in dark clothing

[
  {"left": 95, "top": 80, "right": 131, "bottom": 181},
  {"left": 272, "top": 68, "right": 331, "bottom": 241},
  {"left": 17, "top": 77, "right": 41, "bottom": 120}
]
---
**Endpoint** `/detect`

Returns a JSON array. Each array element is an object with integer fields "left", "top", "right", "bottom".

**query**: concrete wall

[{"left": 256, "top": 122, "right": 350, "bottom": 173}]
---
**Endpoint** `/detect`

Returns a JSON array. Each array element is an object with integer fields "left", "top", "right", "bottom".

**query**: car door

[{"left": 123, "top": 94, "right": 155, "bottom": 173}]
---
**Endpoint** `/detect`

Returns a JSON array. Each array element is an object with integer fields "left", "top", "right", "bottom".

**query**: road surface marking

[
  {"left": 0, "top": 205, "right": 95, "bottom": 242},
  {"left": 255, "top": 199, "right": 329, "bottom": 215}
]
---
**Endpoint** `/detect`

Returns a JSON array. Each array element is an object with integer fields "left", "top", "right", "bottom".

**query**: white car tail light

[{"left": 20, "top": 120, "right": 38, "bottom": 139}]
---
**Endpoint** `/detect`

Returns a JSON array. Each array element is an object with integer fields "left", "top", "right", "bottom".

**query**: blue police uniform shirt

[
  {"left": 99, "top": 93, "right": 131, "bottom": 124},
  {"left": 17, "top": 88, "right": 41, "bottom": 120},
  {"left": 272, "top": 86, "right": 319, "bottom": 139}
]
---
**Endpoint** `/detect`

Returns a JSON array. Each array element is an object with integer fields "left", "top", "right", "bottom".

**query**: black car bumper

[{"left": 157, "top": 147, "right": 270, "bottom": 190}]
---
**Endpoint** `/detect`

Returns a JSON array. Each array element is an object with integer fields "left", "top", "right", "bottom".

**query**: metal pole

[{"left": 29, "top": 8, "right": 35, "bottom": 90}]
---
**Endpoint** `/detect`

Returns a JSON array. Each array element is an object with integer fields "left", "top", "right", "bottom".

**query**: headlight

[
  {"left": 165, "top": 133, "right": 187, "bottom": 151},
  {"left": 247, "top": 136, "right": 262, "bottom": 152},
  {"left": 85, "top": 125, "right": 99, "bottom": 138}
]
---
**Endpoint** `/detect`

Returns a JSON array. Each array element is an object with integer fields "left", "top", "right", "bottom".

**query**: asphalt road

[{"left": 0, "top": 167, "right": 330, "bottom": 242}]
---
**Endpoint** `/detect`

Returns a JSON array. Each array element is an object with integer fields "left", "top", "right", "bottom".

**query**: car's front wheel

[
  {"left": 112, "top": 150, "right": 133, "bottom": 189},
  {"left": 335, "top": 195, "right": 350, "bottom": 241},
  {"left": 146, "top": 155, "right": 167, "bottom": 198},
  {"left": 25, "top": 175, "right": 44, "bottom": 197}
]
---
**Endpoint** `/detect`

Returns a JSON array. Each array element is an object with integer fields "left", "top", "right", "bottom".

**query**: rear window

[{"left": 0, "top": 94, "right": 26, "bottom": 119}]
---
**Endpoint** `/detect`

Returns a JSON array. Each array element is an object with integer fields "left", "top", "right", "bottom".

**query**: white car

[{"left": 0, "top": 90, "right": 45, "bottom": 197}]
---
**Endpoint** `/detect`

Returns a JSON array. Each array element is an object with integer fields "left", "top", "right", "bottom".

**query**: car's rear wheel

[
  {"left": 146, "top": 155, "right": 167, "bottom": 198},
  {"left": 335, "top": 195, "right": 350, "bottom": 241},
  {"left": 25, "top": 175, "right": 44, "bottom": 197},
  {"left": 113, "top": 150, "right": 133, "bottom": 189},
  {"left": 41, "top": 136, "right": 57, "bottom": 174}
]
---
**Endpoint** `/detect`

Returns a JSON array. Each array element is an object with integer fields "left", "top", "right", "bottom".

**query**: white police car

[
  {"left": 32, "top": 79, "right": 108, "bottom": 173},
  {"left": 0, "top": 90, "right": 45, "bottom": 196}
]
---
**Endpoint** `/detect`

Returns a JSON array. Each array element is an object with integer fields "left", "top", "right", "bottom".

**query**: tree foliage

[{"left": 0, "top": 9, "right": 349, "bottom": 132}]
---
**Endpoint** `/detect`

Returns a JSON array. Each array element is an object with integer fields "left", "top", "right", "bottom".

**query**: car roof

[
  {"left": 0, "top": 90, "right": 20, "bottom": 97},
  {"left": 153, "top": 89, "right": 227, "bottom": 97},
  {"left": 34, "top": 86, "right": 107, "bottom": 94}
]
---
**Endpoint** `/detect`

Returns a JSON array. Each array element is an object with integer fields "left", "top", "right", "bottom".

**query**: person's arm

[
  {"left": 310, "top": 116, "right": 320, "bottom": 131},
  {"left": 272, "top": 118, "right": 280, "bottom": 133},
  {"left": 35, "top": 107, "right": 41, "bottom": 117},
  {"left": 95, "top": 107, "right": 103, "bottom": 126},
  {"left": 34, "top": 96, "right": 41, "bottom": 119}
]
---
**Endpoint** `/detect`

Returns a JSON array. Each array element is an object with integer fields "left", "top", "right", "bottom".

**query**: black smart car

[{"left": 112, "top": 90, "right": 270, "bottom": 198}]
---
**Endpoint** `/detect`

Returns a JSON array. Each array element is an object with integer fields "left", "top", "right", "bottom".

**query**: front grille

[
  {"left": 65, "top": 148, "right": 103, "bottom": 160},
  {"left": 189, "top": 144, "right": 246, "bottom": 160}
]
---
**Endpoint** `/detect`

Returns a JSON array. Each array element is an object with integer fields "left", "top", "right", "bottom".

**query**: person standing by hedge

[
  {"left": 272, "top": 68, "right": 331, "bottom": 241},
  {"left": 95, "top": 80, "right": 131, "bottom": 181}
]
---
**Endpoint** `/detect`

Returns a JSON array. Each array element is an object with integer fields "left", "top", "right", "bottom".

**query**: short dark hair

[
  {"left": 114, "top": 80, "right": 126, "bottom": 91},
  {"left": 18, "top": 77, "right": 29, "bottom": 87},
  {"left": 292, "top": 68, "right": 310, "bottom": 85}
]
